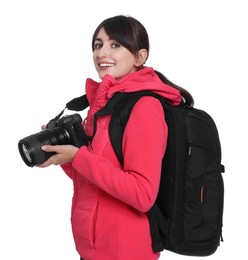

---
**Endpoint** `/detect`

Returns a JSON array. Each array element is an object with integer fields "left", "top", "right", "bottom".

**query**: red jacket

[{"left": 61, "top": 67, "right": 181, "bottom": 260}]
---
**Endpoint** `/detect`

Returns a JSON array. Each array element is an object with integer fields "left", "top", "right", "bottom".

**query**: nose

[{"left": 97, "top": 44, "right": 109, "bottom": 58}]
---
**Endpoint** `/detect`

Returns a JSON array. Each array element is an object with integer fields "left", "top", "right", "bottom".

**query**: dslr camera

[{"left": 18, "top": 113, "right": 88, "bottom": 167}]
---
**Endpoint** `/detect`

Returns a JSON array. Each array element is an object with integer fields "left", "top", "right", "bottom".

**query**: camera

[{"left": 18, "top": 113, "right": 86, "bottom": 167}]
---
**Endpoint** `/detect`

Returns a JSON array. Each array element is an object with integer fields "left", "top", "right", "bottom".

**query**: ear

[{"left": 135, "top": 49, "right": 148, "bottom": 67}]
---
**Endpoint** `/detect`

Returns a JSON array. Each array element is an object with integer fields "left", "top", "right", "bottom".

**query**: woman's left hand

[{"left": 38, "top": 145, "right": 79, "bottom": 168}]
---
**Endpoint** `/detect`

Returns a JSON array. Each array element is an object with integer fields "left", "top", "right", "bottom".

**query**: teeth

[{"left": 99, "top": 63, "right": 114, "bottom": 67}]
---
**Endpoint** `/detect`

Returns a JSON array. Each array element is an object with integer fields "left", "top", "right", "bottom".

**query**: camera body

[
  {"left": 18, "top": 113, "right": 86, "bottom": 167},
  {"left": 46, "top": 113, "right": 81, "bottom": 129}
]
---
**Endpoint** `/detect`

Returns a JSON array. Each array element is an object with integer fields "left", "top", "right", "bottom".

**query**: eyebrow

[{"left": 94, "top": 36, "right": 116, "bottom": 42}]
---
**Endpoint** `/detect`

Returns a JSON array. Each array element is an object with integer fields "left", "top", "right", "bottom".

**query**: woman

[{"left": 40, "top": 15, "right": 193, "bottom": 260}]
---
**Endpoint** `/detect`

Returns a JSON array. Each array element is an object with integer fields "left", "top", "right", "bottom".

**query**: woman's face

[{"left": 93, "top": 28, "right": 141, "bottom": 80}]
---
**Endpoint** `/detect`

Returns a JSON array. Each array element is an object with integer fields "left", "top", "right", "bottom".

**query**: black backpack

[{"left": 66, "top": 90, "right": 225, "bottom": 256}]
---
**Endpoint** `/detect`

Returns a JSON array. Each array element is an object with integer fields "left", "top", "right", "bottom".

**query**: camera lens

[{"left": 18, "top": 127, "right": 71, "bottom": 167}]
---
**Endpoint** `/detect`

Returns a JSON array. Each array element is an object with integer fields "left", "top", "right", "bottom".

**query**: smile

[{"left": 99, "top": 63, "right": 114, "bottom": 67}]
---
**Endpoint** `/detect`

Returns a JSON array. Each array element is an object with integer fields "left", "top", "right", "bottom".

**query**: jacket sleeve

[
  {"left": 72, "top": 96, "right": 167, "bottom": 212},
  {"left": 60, "top": 162, "right": 74, "bottom": 179}
]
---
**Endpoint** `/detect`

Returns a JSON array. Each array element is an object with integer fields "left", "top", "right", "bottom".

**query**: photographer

[{"left": 33, "top": 15, "right": 192, "bottom": 260}]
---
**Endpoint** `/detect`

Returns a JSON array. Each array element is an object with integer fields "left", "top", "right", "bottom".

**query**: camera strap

[
  {"left": 66, "top": 94, "right": 89, "bottom": 111},
  {"left": 47, "top": 95, "right": 89, "bottom": 127}
]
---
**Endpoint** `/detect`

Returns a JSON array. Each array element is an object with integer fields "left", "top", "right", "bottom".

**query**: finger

[
  {"left": 37, "top": 159, "right": 53, "bottom": 168},
  {"left": 41, "top": 145, "right": 59, "bottom": 153},
  {"left": 38, "top": 154, "right": 59, "bottom": 168}
]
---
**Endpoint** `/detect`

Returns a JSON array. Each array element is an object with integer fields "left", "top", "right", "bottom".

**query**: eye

[
  {"left": 111, "top": 43, "right": 121, "bottom": 48},
  {"left": 94, "top": 42, "right": 102, "bottom": 50}
]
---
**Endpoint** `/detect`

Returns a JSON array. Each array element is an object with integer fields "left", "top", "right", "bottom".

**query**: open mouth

[{"left": 99, "top": 63, "right": 114, "bottom": 68}]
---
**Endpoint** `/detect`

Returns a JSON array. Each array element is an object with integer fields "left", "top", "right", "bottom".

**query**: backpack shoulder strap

[
  {"left": 89, "top": 92, "right": 135, "bottom": 141},
  {"left": 108, "top": 90, "right": 171, "bottom": 252},
  {"left": 108, "top": 91, "right": 164, "bottom": 165}
]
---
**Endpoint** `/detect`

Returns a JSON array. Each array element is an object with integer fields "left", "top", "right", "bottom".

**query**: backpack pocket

[{"left": 183, "top": 141, "right": 224, "bottom": 243}]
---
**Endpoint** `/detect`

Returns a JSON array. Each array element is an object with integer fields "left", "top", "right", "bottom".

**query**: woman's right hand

[{"left": 38, "top": 144, "right": 79, "bottom": 167}]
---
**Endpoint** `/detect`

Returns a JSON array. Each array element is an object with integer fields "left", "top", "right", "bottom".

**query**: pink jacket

[{"left": 61, "top": 67, "right": 181, "bottom": 260}]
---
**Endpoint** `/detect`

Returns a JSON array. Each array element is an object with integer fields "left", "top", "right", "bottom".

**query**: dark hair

[
  {"left": 155, "top": 70, "right": 194, "bottom": 107},
  {"left": 92, "top": 15, "right": 149, "bottom": 60},
  {"left": 92, "top": 15, "right": 194, "bottom": 107}
]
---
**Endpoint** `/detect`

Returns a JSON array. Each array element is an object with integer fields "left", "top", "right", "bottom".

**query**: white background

[{"left": 0, "top": 0, "right": 247, "bottom": 259}]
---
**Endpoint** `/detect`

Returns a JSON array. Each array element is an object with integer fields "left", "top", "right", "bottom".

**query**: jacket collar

[{"left": 85, "top": 67, "right": 181, "bottom": 113}]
